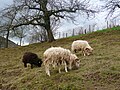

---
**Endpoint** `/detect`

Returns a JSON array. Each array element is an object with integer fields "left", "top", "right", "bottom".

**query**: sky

[
  {"left": 0, "top": 0, "right": 120, "bottom": 45},
  {"left": 0, "top": 0, "right": 119, "bottom": 31},
  {"left": 0, "top": 0, "right": 13, "bottom": 9},
  {"left": 0, "top": 0, "right": 107, "bottom": 31},
  {"left": 57, "top": 0, "right": 120, "bottom": 32},
  {"left": 57, "top": 0, "right": 107, "bottom": 32}
]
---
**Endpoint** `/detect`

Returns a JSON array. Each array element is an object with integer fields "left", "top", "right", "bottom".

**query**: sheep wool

[
  {"left": 43, "top": 47, "right": 80, "bottom": 76},
  {"left": 71, "top": 40, "right": 93, "bottom": 56}
]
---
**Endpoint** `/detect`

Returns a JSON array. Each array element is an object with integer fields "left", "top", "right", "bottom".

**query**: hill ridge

[{"left": 0, "top": 27, "right": 120, "bottom": 90}]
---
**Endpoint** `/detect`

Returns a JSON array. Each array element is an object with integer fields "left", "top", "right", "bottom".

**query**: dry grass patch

[{"left": 0, "top": 27, "right": 120, "bottom": 90}]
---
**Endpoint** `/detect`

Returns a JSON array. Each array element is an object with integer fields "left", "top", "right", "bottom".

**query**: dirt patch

[
  {"left": 83, "top": 71, "right": 102, "bottom": 82},
  {"left": 83, "top": 71, "right": 120, "bottom": 85},
  {"left": 1, "top": 68, "right": 23, "bottom": 78}
]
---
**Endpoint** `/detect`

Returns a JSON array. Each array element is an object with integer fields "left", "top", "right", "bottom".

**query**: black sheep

[{"left": 22, "top": 52, "right": 42, "bottom": 69}]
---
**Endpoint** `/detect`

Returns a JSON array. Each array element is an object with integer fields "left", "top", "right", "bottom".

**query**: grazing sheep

[
  {"left": 71, "top": 40, "right": 93, "bottom": 56},
  {"left": 43, "top": 47, "right": 80, "bottom": 76},
  {"left": 22, "top": 52, "right": 42, "bottom": 69}
]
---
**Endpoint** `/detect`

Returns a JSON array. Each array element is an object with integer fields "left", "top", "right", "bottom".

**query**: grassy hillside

[{"left": 0, "top": 27, "right": 120, "bottom": 90}]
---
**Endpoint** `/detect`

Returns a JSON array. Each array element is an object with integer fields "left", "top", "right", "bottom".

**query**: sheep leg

[
  {"left": 59, "top": 67, "right": 61, "bottom": 73},
  {"left": 24, "top": 63, "right": 27, "bottom": 67},
  {"left": 31, "top": 64, "right": 33, "bottom": 69},
  {"left": 47, "top": 69, "right": 50, "bottom": 76},
  {"left": 82, "top": 50, "right": 86, "bottom": 56},
  {"left": 64, "top": 62, "right": 68, "bottom": 72},
  {"left": 83, "top": 53, "right": 86, "bottom": 56},
  {"left": 45, "top": 65, "right": 50, "bottom": 76},
  {"left": 69, "top": 62, "right": 72, "bottom": 70}
]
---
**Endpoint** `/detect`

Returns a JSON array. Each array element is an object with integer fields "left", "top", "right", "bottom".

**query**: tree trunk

[
  {"left": 0, "top": 38, "right": 2, "bottom": 48},
  {"left": 5, "top": 30, "right": 9, "bottom": 48},
  {"left": 20, "top": 37, "right": 22, "bottom": 46},
  {"left": 44, "top": 16, "right": 55, "bottom": 42},
  {"left": 46, "top": 29, "right": 55, "bottom": 42}
]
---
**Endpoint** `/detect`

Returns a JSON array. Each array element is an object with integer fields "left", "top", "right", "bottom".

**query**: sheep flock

[{"left": 22, "top": 40, "right": 93, "bottom": 76}]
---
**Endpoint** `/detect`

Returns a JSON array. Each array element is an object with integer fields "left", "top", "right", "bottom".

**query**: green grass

[{"left": 0, "top": 27, "right": 120, "bottom": 90}]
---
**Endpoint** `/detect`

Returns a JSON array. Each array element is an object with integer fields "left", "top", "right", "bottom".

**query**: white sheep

[
  {"left": 43, "top": 47, "right": 80, "bottom": 76},
  {"left": 71, "top": 40, "right": 93, "bottom": 56}
]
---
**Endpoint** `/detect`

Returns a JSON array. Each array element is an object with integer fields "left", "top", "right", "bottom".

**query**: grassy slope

[{"left": 0, "top": 27, "right": 120, "bottom": 90}]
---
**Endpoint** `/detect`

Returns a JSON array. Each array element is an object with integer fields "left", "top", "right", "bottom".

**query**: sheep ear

[
  {"left": 85, "top": 48, "right": 89, "bottom": 51},
  {"left": 75, "top": 59, "right": 79, "bottom": 61}
]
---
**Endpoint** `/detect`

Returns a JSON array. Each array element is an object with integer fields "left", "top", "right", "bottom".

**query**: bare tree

[
  {"left": 101, "top": 0, "right": 120, "bottom": 19},
  {"left": 27, "top": 26, "right": 47, "bottom": 44},
  {"left": 11, "top": 0, "right": 96, "bottom": 42},
  {"left": 0, "top": 4, "right": 18, "bottom": 48},
  {"left": 11, "top": 26, "right": 27, "bottom": 46}
]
